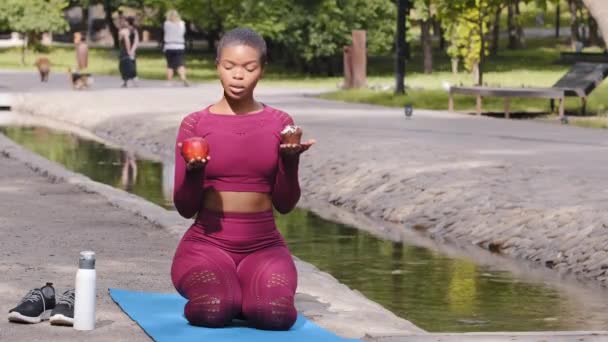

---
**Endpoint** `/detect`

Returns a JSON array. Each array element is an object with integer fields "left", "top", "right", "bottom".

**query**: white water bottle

[{"left": 74, "top": 251, "right": 96, "bottom": 330}]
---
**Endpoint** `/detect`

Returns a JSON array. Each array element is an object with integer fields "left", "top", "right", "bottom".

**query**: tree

[
  {"left": 490, "top": 6, "right": 501, "bottom": 56},
  {"left": 568, "top": 0, "right": 582, "bottom": 48},
  {"left": 0, "top": 0, "right": 69, "bottom": 64},
  {"left": 175, "top": 0, "right": 239, "bottom": 52},
  {"left": 583, "top": 0, "right": 608, "bottom": 47},
  {"left": 412, "top": 0, "right": 435, "bottom": 74},
  {"left": 90, "top": 0, "right": 398, "bottom": 75},
  {"left": 438, "top": 0, "right": 502, "bottom": 85},
  {"left": 218, "top": 0, "right": 395, "bottom": 75},
  {"left": 71, "top": 1, "right": 147, "bottom": 49},
  {"left": 588, "top": 11, "right": 602, "bottom": 46},
  {"left": 507, "top": 0, "right": 525, "bottom": 49}
]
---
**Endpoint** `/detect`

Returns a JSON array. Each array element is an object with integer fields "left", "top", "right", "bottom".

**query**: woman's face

[{"left": 217, "top": 44, "right": 263, "bottom": 100}]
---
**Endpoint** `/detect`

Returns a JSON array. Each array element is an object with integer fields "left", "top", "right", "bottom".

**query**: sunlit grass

[
  {"left": 321, "top": 82, "right": 608, "bottom": 120},
  {"left": 2, "top": 35, "right": 608, "bottom": 126}
]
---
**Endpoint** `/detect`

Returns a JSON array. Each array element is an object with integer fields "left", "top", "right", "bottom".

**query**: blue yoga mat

[{"left": 109, "top": 288, "right": 360, "bottom": 342}]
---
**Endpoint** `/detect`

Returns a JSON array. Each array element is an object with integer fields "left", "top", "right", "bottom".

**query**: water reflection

[
  {"left": 0, "top": 125, "right": 173, "bottom": 209},
  {"left": 274, "top": 210, "right": 599, "bottom": 332},
  {"left": 120, "top": 151, "right": 138, "bottom": 192},
  {"left": 2, "top": 125, "right": 608, "bottom": 332},
  {"left": 162, "top": 160, "right": 175, "bottom": 205}
]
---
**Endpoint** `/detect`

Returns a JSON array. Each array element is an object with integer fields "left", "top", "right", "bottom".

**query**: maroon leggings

[{"left": 171, "top": 209, "right": 298, "bottom": 330}]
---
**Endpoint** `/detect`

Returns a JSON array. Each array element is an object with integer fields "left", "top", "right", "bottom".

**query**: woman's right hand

[{"left": 177, "top": 142, "right": 211, "bottom": 171}]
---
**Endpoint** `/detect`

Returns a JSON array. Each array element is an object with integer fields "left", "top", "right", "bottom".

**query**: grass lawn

[
  {"left": 321, "top": 37, "right": 608, "bottom": 129},
  {"left": 2, "top": 35, "right": 608, "bottom": 129},
  {"left": 0, "top": 46, "right": 340, "bottom": 87}
]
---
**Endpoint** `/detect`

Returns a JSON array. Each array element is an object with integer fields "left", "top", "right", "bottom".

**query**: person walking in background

[
  {"left": 118, "top": 16, "right": 139, "bottom": 88},
  {"left": 75, "top": 33, "right": 89, "bottom": 72},
  {"left": 163, "top": 10, "right": 189, "bottom": 87}
]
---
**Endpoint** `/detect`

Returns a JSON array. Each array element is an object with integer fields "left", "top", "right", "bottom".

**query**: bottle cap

[{"left": 79, "top": 251, "right": 96, "bottom": 269}]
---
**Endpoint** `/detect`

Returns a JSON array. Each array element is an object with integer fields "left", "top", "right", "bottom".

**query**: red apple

[{"left": 181, "top": 137, "right": 209, "bottom": 161}]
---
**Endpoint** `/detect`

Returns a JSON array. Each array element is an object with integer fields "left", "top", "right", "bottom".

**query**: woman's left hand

[{"left": 280, "top": 139, "right": 316, "bottom": 157}]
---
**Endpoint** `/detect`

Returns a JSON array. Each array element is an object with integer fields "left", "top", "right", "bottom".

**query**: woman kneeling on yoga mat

[{"left": 170, "top": 28, "right": 315, "bottom": 330}]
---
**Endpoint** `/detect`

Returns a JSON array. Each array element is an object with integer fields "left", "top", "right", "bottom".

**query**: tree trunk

[
  {"left": 515, "top": 0, "right": 525, "bottom": 47},
  {"left": 588, "top": 12, "right": 602, "bottom": 46},
  {"left": 491, "top": 7, "right": 501, "bottom": 56},
  {"left": 478, "top": 9, "right": 485, "bottom": 86},
  {"left": 478, "top": 39, "right": 484, "bottom": 87},
  {"left": 395, "top": 0, "right": 408, "bottom": 94},
  {"left": 578, "top": 3, "right": 587, "bottom": 43},
  {"left": 583, "top": 0, "right": 608, "bottom": 48},
  {"left": 451, "top": 58, "right": 459, "bottom": 74},
  {"left": 86, "top": 5, "right": 94, "bottom": 43},
  {"left": 21, "top": 35, "right": 27, "bottom": 65},
  {"left": 103, "top": 0, "right": 119, "bottom": 49},
  {"left": 207, "top": 36, "right": 215, "bottom": 53},
  {"left": 472, "top": 63, "right": 480, "bottom": 85},
  {"left": 507, "top": 1, "right": 520, "bottom": 49},
  {"left": 568, "top": 0, "right": 581, "bottom": 47},
  {"left": 421, "top": 19, "right": 432, "bottom": 74},
  {"left": 82, "top": 5, "right": 88, "bottom": 40},
  {"left": 555, "top": 3, "right": 561, "bottom": 38},
  {"left": 206, "top": 30, "right": 221, "bottom": 53},
  {"left": 433, "top": 17, "right": 446, "bottom": 50}
]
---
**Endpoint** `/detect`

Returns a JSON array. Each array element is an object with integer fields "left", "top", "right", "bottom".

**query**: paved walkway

[{"left": 367, "top": 331, "right": 608, "bottom": 342}]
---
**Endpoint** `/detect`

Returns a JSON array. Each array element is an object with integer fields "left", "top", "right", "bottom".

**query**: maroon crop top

[{"left": 173, "top": 104, "right": 301, "bottom": 218}]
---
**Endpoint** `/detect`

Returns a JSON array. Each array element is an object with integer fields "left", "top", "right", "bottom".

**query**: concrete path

[
  {"left": 366, "top": 331, "right": 608, "bottom": 342},
  {"left": 0, "top": 141, "right": 170, "bottom": 341}
]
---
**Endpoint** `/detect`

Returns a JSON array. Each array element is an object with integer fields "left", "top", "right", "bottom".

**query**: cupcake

[{"left": 280, "top": 125, "right": 302, "bottom": 145}]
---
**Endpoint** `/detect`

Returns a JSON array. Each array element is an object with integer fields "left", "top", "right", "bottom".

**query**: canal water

[{"left": 2, "top": 124, "right": 608, "bottom": 332}]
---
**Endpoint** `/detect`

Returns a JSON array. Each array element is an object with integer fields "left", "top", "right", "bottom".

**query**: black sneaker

[
  {"left": 50, "top": 289, "right": 75, "bottom": 326},
  {"left": 8, "top": 282, "right": 56, "bottom": 324}
]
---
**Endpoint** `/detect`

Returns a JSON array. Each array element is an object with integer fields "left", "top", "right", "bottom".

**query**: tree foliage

[
  {"left": 437, "top": 0, "right": 503, "bottom": 84},
  {"left": 0, "top": 0, "right": 70, "bottom": 41},
  {"left": 169, "top": 0, "right": 395, "bottom": 74}
]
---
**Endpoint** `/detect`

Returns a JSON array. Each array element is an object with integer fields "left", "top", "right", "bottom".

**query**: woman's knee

[
  {"left": 238, "top": 247, "right": 298, "bottom": 330},
  {"left": 242, "top": 294, "right": 297, "bottom": 330},
  {"left": 177, "top": 263, "right": 242, "bottom": 327},
  {"left": 184, "top": 294, "right": 235, "bottom": 328}
]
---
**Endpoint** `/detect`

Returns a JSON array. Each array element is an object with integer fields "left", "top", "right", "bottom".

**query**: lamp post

[{"left": 395, "top": 0, "right": 409, "bottom": 94}]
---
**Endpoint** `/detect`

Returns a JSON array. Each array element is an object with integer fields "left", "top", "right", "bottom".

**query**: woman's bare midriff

[{"left": 202, "top": 189, "right": 273, "bottom": 213}]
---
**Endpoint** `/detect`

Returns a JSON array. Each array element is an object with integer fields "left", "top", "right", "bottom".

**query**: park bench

[
  {"left": 550, "top": 62, "right": 608, "bottom": 115},
  {"left": 448, "top": 62, "right": 608, "bottom": 118},
  {"left": 559, "top": 52, "right": 608, "bottom": 64},
  {"left": 448, "top": 86, "right": 565, "bottom": 119}
]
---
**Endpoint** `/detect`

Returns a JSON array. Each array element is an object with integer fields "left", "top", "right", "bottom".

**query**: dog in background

[
  {"left": 34, "top": 57, "right": 51, "bottom": 82},
  {"left": 67, "top": 68, "right": 94, "bottom": 90}
]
